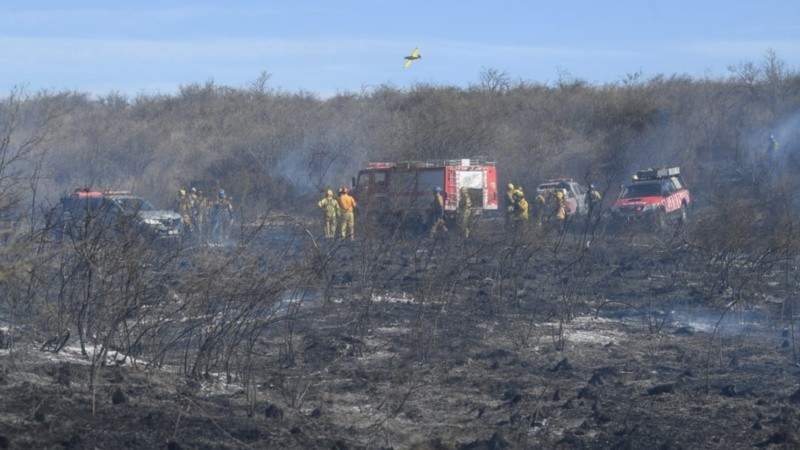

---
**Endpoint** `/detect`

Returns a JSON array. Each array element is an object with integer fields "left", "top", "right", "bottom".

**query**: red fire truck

[{"left": 352, "top": 158, "right": 498, "bottom": 225}]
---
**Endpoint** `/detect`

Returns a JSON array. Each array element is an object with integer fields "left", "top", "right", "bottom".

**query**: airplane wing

[{"left": 404, "top": 47, "right": 420, "bottom": 68}]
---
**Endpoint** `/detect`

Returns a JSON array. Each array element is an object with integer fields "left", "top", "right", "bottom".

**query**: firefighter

[
  {"left": 534, "top": 189, "right": 547, "bottom": 226},
  {"left": 768, "top": 134, "right": 779, "bottom": 153},
  {"left": 429, "top": 186, "right": 448, "bottom": 238},
  {"left": 191, "top": 188, "right": 207, "bottom": 242},
  {"left": 585, "top": 184, "right": 602, "bottom": 214},
  {"left": 175, "top": 188, "right": 193, "bottom": 232},
  {"left": 457, "top": 186, "right": 472, "bottom": 238},
  {"left": 505, "top": 183, "right": 516, "bottom": 228},
  {"left": 318, "top": 189, "right": 340, "bottom": 239},
  {"left": 554, "top": 189, "right": 567, "bottom": 221},
  {"left": 513, "top": 189, "right": 529, "bottom": 232},
  {"left": 338, "top": 187, "right": 356, "bottom": 241},
  {"left": 210, "top": 188, "right": 234, "bottom": 242}
]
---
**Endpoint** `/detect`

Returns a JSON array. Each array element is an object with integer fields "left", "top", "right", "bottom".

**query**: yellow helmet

[
  {"left": 179, "top": 188, "right": 186, "bottom": 197},
  {"left": 326, "top": 189, "right": 333, "bottom": 197},
  {"left": 507, "top": 183, "right": 514, "bottom": 190},
  {"left": 631, "top": 174, "right": 639, "bottom": 182},
  {"left": 555, "top": 190, "right": 564, "bottom": 200}
]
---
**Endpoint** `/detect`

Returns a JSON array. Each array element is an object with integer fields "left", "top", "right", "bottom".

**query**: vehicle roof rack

[
  {"left": 636, "top": 167, "right": 680, "bottom": 181},
  {"left": 440, "top": 157, "right": 495, "bottom": 166},
  {"left": 388, "top": 157, "right": 496, "bottom": 169},
  {"left": 366, "top": 162, "right": 397, "bottom": 169},
  {"left": 70, "top": 188, "right": 103, "bottom": 197}
]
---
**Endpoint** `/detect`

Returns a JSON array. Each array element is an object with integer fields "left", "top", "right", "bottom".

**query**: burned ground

[{"left": 1, "top": 216, "right": 800, "bottom": 449}]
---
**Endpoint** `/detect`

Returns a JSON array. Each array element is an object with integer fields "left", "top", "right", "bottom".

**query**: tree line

[{"left": 0, "top": 51, "right": 792, "bottom": 217}]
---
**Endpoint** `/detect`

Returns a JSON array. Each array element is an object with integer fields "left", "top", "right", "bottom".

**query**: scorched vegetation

[{"left": 0, "top": 53, "right": 799, "bottom": 448}]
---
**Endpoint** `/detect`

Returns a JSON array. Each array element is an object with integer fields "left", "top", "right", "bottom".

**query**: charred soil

[{"left": 1, "top": 217, "right": 799, "bottom": 449}]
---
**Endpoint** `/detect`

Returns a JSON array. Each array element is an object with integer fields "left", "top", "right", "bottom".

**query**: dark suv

[{"left": 54, "top": 189, "right": 184, "bottom": 241}]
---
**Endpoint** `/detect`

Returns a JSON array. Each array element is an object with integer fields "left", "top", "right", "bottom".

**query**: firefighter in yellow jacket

[
  {"left": 318, "top": 189, "right": 340, "bottom": 239},
  {"left": 175, "top": 188, "right": 193, "bottom": 232},
  {"left": 189, "top": 188, "right": 206, "bottom": 241},
  {"left": 513, "top": 190, "right": 529, "bottom": 231},
  {"left": 554, "top": 189, "right": 567, "bottom": 221},
  {"left": 457, "top": 186, "right": 472, "bottom": 238},
  {"left": 534, "top": 189, "right": 547, "bottom": 226},
  {"left": 337, "top": 187, "right": 357, "bottom": 240},
  {"left": 505, "top": 183, "right": 516, "bottom": 228},
  {"left": 429, "top": 187, "right": 448, "bottom": 237}
]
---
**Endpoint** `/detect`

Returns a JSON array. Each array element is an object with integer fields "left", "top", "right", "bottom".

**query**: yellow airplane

[{"left": 403, "top": 47, "right": 421, "bottom": 68}]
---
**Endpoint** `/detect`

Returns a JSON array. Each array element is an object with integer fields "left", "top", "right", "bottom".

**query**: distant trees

[
  {"left": 0, "top": 52, "right": 792, "bottom": 215},
  {"left": 3, "top": 50, "right": 800, "bottom": 219}
]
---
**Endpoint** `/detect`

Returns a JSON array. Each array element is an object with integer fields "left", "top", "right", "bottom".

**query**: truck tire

[{"left": 655, "top": 210, "right": 667, "bottom": 231}]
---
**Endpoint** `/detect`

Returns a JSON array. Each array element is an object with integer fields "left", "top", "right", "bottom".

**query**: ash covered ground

[{"left": 2, "top": 216, "right": 800, "bottom": 449}]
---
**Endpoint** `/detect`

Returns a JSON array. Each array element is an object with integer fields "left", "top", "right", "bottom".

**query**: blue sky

[{"left": 1, "top": 1, "right": 799, "bottom": 98}]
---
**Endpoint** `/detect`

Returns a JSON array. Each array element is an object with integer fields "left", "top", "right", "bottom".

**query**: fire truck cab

[{"left": 352, "top": 158, "right": 498, "bottom": 225}]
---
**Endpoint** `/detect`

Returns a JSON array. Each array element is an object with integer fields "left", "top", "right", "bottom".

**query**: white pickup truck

[{"left": 535, "top": 178, "right": 589, "bottom": 217}]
